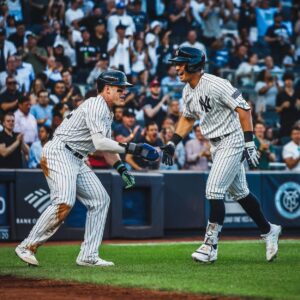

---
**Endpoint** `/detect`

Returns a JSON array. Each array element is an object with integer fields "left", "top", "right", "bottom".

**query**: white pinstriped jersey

[
  {"left": 54, "top": 95, "right": 113, "bottom": 155},
  {"left": 182, "top": 73, "right": 250, "bottom": 139}
]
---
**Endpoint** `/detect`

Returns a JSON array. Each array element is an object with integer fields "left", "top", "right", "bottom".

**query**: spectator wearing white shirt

[
  {"left": 107, "top": 2, "right": 136, "bottom": 39},
  {"left": 282, "top": 126, "right": 300, "bottom": 172},
  {"left": 180, "top": 29, "right": 207, "bottom": 59},
  {"left": 0, "top": 28, "right": 16, "bottom": 72},
  {"left": 145, "top": 33, "right": 157, "bottom": 76},
  {"left": 190, "top": 0, "right": 204, "bottom": 29},
  {"left": 65, "top": 0, "right": 84, "bottom": 27},
  {"left": 108, "top": 23, "right": 132, "bottom": 76},
  {"left": 15, "top": 53, "right": 35, "bottom": 93},
  {"left": 14, "top": 96, "right": 38, "bottom": 146}
]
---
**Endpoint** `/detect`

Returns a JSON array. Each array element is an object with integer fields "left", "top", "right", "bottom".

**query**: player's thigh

[
  {"left": 228, "top": 163, "right": 249, "bottom": 200},
  {"left": 76, "top": 164, "right": 110, "bottom": 209},
  {"left": 206, "top": 147, "right": 243, "bottom": 199},
  {"left": 42, "top": 149, "right": 78, "bottom": 206}
]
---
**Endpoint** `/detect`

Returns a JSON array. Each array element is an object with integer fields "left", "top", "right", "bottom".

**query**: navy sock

[
  {"left": 238, "top": 193, "right": 270, "bottom": 234},
  {"left": 209, "top": 200, "right": 225, "bottom": 226}
]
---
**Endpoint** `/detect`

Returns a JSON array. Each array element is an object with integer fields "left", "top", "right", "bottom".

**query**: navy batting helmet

[
  {"left": 169, "top": 47, "right": 205, "bottom": 73},
  {"left": 97, "top": 70, "right": 133, "bottom": 91}
]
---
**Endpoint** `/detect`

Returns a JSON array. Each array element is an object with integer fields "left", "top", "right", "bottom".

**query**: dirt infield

[{"left": 0, "top": 276, "right": 247, "bottom": 300}]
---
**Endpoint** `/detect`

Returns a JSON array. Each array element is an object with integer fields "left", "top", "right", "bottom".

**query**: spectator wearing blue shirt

[
  {"left": 30, "top": 89, "right": 53, "bottom": 128},
  {"left": 28, "top": 125, "right": 52, "bottom": 168}
]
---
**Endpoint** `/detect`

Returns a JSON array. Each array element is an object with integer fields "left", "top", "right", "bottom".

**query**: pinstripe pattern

[
  {"left": 181, "top": 73, "right": 250, "bottom": 201},
  {"left": 20, "top": 95, "right": 113, "bottom": 262}
]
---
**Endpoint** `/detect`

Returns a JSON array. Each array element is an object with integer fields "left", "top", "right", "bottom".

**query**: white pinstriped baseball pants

[
  {"left": 20, "top": 137, "right": 110, "bottom": 261},
  {"left": 206, "top": 130, "right": 249, "bottom": 200}
]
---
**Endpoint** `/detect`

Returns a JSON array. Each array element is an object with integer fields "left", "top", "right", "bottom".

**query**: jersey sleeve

[
  {"left": 217, "top": 79, "right": 250, "bottom": 111},
  {"left": 182, "top": 87, "right": 198, "bottom": 119},
  {"left": 85, "top": 99, "right": 111, "bottom": 137}
]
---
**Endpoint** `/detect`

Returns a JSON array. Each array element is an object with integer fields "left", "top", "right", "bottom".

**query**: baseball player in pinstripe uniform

[
  {"left": 16, "top": 70, "right": 159, "bottom": 267},
  {"left": 161, "top": 47, "right": 281, "bottom": 263}
]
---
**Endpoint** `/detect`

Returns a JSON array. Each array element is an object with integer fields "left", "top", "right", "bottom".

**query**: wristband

[
  {"left": 113, "top": 160, "right": 127, "bottom": 175},
  {"left": 244, "top": 131, "right": 254, "bottom": 143},
  {"left": 171, "top": 133, "right": 183, "bottom": 146}
]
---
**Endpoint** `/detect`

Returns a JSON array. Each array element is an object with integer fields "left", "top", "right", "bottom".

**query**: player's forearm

[
  {"left": 102, "top": 152, "right": 121, "bottom": 166},
  {"left": 92, "top": 133, "right": 125, "bottom": 153},
  {"left": 236, "top": 107, "right": 253, "bottom": 133},
  {"left": 175, "top": 116, "right": 195, "bottom": 140}
]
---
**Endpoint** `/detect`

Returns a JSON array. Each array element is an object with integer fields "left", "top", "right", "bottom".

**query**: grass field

[{"left": 0, "top": 240, "right": 300, "bottom": 299}]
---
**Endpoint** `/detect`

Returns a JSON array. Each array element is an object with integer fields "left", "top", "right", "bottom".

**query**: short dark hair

[
  {"left": 291, "top": 125, "right": 300, "bottom": 133},
  {"left": 2, "top": 111, "right": 14, "bottom": 123},
  {"left": 37, "top": 89, "right": 48, "bottom": 97},
  {"left": 146, "top": 121, "right": 158, "bottom": 130},
  {"left": 18, "top": 95, "right": 30, "bottom": 105},
  {"left": 282, "top": 72, "right": 294, "bottom": 82}
]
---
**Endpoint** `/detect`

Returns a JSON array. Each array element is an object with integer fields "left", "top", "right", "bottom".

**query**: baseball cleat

[
  {"left": 76, "top": 257, "right": 114, "bottom": 267},
  {"left": 261, "top": 223, "right": 282, "bottom": 262},
  {"left": 15, "top": 245, "right": 39, "bottom": 266},
  {"left": 192, "top": 244, "right": 218, "bottom": 263}
]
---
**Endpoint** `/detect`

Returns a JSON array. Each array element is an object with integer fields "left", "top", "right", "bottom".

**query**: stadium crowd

[{"left": 0, "top": 0, "right": 299, "bottom": 171}]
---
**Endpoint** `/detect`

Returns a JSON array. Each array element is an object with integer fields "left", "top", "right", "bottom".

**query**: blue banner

[{"left": 0, "top": 183, "right": 9, "bottom": 240}]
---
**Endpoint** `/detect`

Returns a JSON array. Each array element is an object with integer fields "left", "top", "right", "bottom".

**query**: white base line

[{"left": 107, "top": 239, "right": 299, "bottom": 247}]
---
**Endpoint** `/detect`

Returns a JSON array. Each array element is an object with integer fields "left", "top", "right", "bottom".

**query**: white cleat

[
  {"left": 15, "top": 245, "right": 39, "bottom": 266},
  {"left": 261, "top": 224, "right": 282, "bottom": 262},
  {"left": 192, "top": 244, "right": 218, "bottom": 263},
  {"left": 76, "top": 257, "right": 114, "bottom": 267}
]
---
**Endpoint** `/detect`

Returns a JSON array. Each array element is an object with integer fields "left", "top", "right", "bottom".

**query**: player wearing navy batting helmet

[{"left": 161, "top": 46, "right": 281, "bottom": 263}]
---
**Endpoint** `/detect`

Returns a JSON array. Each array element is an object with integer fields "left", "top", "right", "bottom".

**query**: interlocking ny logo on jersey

[
  {"left": 199, "top": 96, "right": 211, "bottom": 113},
  {"left": 24, "top": 189, "right": 51, "bottom": 214}
]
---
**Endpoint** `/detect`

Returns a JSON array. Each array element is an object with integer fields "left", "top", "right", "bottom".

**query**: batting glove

[
  {"left": 113, "top": 161, "right": 135, "bottom": 189},
  {"left": 243, "top": 141, "right": 260, "bottom": 169},
  {"left": 122, "top": 142, "right": 159, "bottom": 161},
  {"left": 160, "top": 141, "right": 175, "bottom": 166}
]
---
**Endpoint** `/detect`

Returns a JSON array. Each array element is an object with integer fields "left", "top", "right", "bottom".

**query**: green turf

[{"left": 0, "top": 240, "right": 299, "bottom": 299}]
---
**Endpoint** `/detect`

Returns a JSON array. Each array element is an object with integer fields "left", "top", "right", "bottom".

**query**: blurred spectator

[
  {"left": 112, "top": 105, "right": 123, "bottom": 131},
  {"left": 38, "top": 16, "right": 56, "bottom": 49},
  {"left": 69, "top": 92, "right": 84, "bottom": 111},
  {"left": 238, "top": 0, "right": 256, "bottom": 35},
  {"left": 262, "top": 55, "right": 283, "bottom": 73},
  {"left": 15, "top": 53, "right": 35, "bottom": 93},
  {"left": 294, "top": 10, "right": 300, "bottom": 49},
  {"left": 167, "top": 99, "right": 181, "bottom": 124},
  {"left": 23, "top": 32, "right": 48, "bottom": 75},
  {"left": 7, "top": 21, "right": 24, "bottom": 52},
  {"left": 254, "top": 121, "right": 276, "bottom": 170},
  {"left": 168, "top": 0, "right": 192, "bottom": 44},
  {"left": 5, "top": 15, "right": 17, "bottom": 38},
  {"left": 229, "top": 44, "right": 248, "bottom": 69},
  {"left": 264, "top": 12, "right": 290, "bottom": 66},
  {"left": 52, "top": 43, "right": 72, "bottom": 71},
  {"left": 161, "top": 65, "right": 183, "bottom": 99},
  {"left": 190, "top": 0, "right": 204, "bottom": 29},
  {"left": 145, "top": 32, "right": 157, "bottom": 76},
  {"left": 180, "top": 29, "right": 207, "bottom": 58},
  {"left": 44, "top": 56, "right": 63, "bottom": 83},
  {"left": 282, "top": 126, "right": 300, "bottom": 171},
  {"left": 184, "top": 125, "right": 210, "bottom": 171},
  {"left": 235, "top": 53, "right": 260, "bottom": 87},
  {"left": 107, "top": 2, "right": 136, "bottom": 39},
  {"left": 156, "top": 30, "right": 174, "bottom": 79},
  {"left": 131, "top": 37, "right": 148, "bottom": 86},
  {"left": 107, "top": 22, "right": 132, "bottom": 76},
  {"left": 46, "top": 0, "right": 65, "bottom": 25},
  {"left": 0, "top": 27, "right": 16, "bottom": 72},
  {"left": 49, "top": 80, "right": 66, "bottom": 105},
  {"left": 199, "top": 0, "right": 225, "bottom": 48},
  {"left": 29, "top": 0, "right": 48, "bottom": 25},
  {"left": 65, "top": 0, "right": 84, "bottom": 28},
  {"left": 0, "top": 75, "right": 22, "bottom": 118},
  {"left": 160, "top": 125, "right": 185, "bottom": 170},
  {"left": 30, "top": 89, "right": 53, "bottom": 128},
  {"left": 276, "top": 72, "right": 300, "bottom": 139},
  {"left": 126, "top": 121, "right": 163, "bottom": 170},
  {"left": 222, "top": 0, "right": 239, "bottom": 36},
  {"left": 29, "top": 78, "right": 45, "bottom": 105},
  {"left": 28, "top": 125, "right": 52, "bottom": 168},
  {"left": 129, "top": 0, "right": 148, "bottom": 34},
  {"left": 75, "top": 26, "right": 100, "bottom": 82},
  {"left": 143, "top": 79, "right": 169, "bottom": 130},
  {"left": 87, "top": 52, "right": 109, "bottom": 86},
  {"left": 52, "top": 102, "right": 69, "bottom": 131},
  {"left": 254, "top": 69, "right": 281, "bottom": 114},
  {"left": 114, "top": 107, "right": 141, "bottom": 148},
  {"left": 92, "top": 19, "right": 108, "bottom": 54},
  {"left": 61, "top": 69, "right": 81, "bottom": 99},
  {"left": 0, "top": 112, "right": 29, "bottom": 168},
  {"left": 6, "top": 0, "right": 23, "bottom": 22},
  {"left": 14, "top": 96, "right": 38, "bottom": 146}
]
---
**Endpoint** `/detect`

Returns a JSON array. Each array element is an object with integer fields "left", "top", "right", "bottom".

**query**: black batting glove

[
  {"left": 161, "top": 141, "right": 175, "bottom": 166},
  {"left": 113, "top": 161, "right": 135, "bottom": 189}
]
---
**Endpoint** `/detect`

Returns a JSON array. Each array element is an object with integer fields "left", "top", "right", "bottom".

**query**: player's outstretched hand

[
  {"left": 113, "top": 161, "right": 135, "bottom": 189},
  {"left": 160, "top": 142, "right": 175, "bottom": 166},
  {"left": 243, "top": 141, "right": 260, "bottom": 169},
  {"left": 123, "top": 142, "right": 159, "bottom": 161}
]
